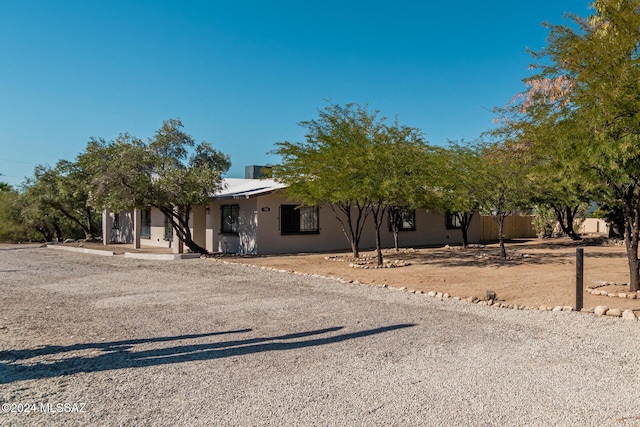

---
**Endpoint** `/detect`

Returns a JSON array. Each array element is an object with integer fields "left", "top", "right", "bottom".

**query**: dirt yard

[
  {"left": 65, "top": 236, "right": 640, "bottom": 313},
  {"left": 215, "top": 237, "right": 640, "bottom": 313}
]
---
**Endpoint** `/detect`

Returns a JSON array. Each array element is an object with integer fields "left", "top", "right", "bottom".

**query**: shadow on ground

[{"left": 0, "top": 324, "right": 415, "bottom": 384}]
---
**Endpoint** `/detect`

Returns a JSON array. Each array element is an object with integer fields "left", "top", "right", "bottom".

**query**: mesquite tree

[
  {"left": 513, "top": 0, "right": 640, "bottom": 290},
  {"left": 82, "top": 119, "right": 230, "bottom": 254}
]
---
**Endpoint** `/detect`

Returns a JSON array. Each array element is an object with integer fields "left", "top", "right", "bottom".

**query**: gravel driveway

[{"left": 1, "top": 245, "right": 639, "bottom": 426}]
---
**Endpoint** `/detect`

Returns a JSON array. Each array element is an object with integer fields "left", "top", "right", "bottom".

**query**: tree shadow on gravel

[{"left": 0, "top": 324, "right": 415, "bottom": 384}]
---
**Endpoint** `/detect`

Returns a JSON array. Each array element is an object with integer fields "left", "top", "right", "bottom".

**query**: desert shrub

[{"left": 532, "top": 206, "right": 557, "bottom": 238}]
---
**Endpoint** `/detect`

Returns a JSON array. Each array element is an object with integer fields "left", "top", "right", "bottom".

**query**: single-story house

[{"left": 102, "top": 170, "right": 481, "bottom": 255}]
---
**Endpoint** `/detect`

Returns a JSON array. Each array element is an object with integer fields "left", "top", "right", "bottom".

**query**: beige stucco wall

[
  {"left": 121, "top": 192, "right": 482, "bottom": 255},
  {"left": 255, "top": 193, "right": 347, "bottom": 254},
  {"left": 249, "top": 192, "right": 482, "bottom": 255},
  {"left": 209, "top": 197, "right": 258, "bottom": 254},
  {"left": 141, "top": 208, "right": 171, "bottom": 248},
  {"left": 578, "top": 218, "right": 609, "bottom": 235},
  {"left": 106, "top": 211, "right": 134, "bottom": 244}
]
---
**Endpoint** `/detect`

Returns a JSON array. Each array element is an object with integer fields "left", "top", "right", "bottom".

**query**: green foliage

[
  {"left": 273, "top": 103, "right": 381, "bottom": 207},
  {"left": 82, "top": 119, "right": 230, "bottom": 254},
  {"left": 531, "top": 206, "right": 557, "bottom": 239},
  {"left": 20, "top": 160, "right": 99, "bottom": 241},
  {"left": 272, "top": 103, "right": 433, "bottom": 261},
  {"left": 447, "top": 140, "right": 535, "bottom": 258},
  {"left": 0, "top": 185, "right": 29, "bottom": 242},
  {"left": 513, "top": 0, "right": 640, "bottom": 289},
  {"left": 592, "top": 199, "right": 625, "bottom": 238}
]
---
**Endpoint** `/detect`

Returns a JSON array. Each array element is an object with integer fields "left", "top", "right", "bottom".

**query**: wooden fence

[{"left": 480, "top": 215, "right": 537, "bottom": 242}]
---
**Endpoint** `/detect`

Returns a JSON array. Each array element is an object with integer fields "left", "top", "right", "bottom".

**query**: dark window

[
  {"left": 141, "top": 209, "right": 151, "bottom": 238},
  {"left": 221, "top": 205, "right": 239, "bottom": 234},
  {"left": 445, "top": 212, "right": 463, "bottom": 229},
  {"left": 164, "top": 215, "right": 173, "bottom": 240},
  {"left": 280, "top": 205, "right": 319, "bottom": 234},
  {"left": 112, "top": 213, "right": 120, "bottom": 230},
  {"left": 389, "top": 208, "right": 416, "bottom": 231}
]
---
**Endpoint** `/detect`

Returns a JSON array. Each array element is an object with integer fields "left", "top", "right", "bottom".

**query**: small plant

[{"left": 532, "top": 206, "right": 557, "bottom": 238}]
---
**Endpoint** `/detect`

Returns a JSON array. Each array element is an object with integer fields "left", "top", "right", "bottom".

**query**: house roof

[{"left": 213, "top": 178, "right": 286, "bottom": 200}]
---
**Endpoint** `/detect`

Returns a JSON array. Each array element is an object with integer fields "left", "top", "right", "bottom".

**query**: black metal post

[{"left": 576, "top": 248, "right": 584, "bottom": 311}]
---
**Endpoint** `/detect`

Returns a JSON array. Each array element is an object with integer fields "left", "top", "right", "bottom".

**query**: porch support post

[
  {"left": 192, "top": 206, "right": 206, "bottom": 250},
  {"left": 173, "top": 207, "right": 184, "bottom": 254},
  {"left": 102, "top": 208, "right": 111, "bottom": 246},
  {"left": 133, "top": 208, "right": 142, "bottom": 249}
]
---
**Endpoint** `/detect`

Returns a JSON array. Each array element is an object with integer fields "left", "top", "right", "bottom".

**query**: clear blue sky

[{"left": 0, "top": 1, "right": 592, "bottom": 188}]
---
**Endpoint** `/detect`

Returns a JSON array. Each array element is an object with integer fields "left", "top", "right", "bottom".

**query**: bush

[{"left": 532, "top": 206, "right": 557, "bottom": 239}]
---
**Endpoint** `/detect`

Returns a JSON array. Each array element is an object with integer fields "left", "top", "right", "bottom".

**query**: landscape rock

[
  {"left": 622, "top": 310, "right": 637, "bottom": 321},
  {"left": 594, "top": 306, "right": 609, "bottom": 317},
  {"left": 605, "top": 308, "right": 622, "bottom": 317}
]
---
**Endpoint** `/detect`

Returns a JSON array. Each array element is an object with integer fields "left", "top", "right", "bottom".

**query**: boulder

[
  {"left": 605, "top": 308, "right": 622, "bottom": 317},
  {"left": 622, "top": 310, "right": 637, "bottom": 321},
  {"left": 594, "top": 306, "right": 609, "bottom": 317}
]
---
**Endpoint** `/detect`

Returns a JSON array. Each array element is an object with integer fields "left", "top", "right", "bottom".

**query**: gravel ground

[{"left": 1, "top": 245, "right": 639, "bottom": 426}]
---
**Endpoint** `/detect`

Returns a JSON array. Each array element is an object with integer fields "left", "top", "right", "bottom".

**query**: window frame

[
  {"left": 221, "top": 204, "right": 240, "bottom": 235},
  {"left": 445, "top": 211, "right": 463, "bottom": 230},
  {"left": 388, "top": 208, "right": 416, "bottom": 232},
  {"left": 163, "top": 215, "right": 173, "bottom": 241},
  {"left": 279, "top": 205, "right": 320, "bottom": 235},
  {"left": 140, "top": 208, "right": 151, "bottom": 238}
]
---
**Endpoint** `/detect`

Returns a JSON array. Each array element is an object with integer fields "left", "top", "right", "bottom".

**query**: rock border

[
  {"left": 586, "top": 282, "right": 640, "bottom": 299},
  {"left": 209, "top": 258, "right": 639, "bottom": 322},
  {"left": 324, "top": 255, "right": 410, "bottom": 269}
]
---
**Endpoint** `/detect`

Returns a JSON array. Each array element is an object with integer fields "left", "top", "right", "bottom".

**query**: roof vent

[{"left": 245, "top": 165, "right": 272, "bottom": 179}]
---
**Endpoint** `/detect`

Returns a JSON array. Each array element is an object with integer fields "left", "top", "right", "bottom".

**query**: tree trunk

[
  {"left": 458, "top": 212, "right": 474, "bottom": 249},
  {"left": 160, "top": 205, "right": 209, "bottom": 255},
  {"left": 554, "top": 205, "right": 581, "bottom": 240},
  {"left": 37, "top": 226, "right": 53, "bottom": 242},
  {"left": 388, "top": 207, "right": 402, "bottom": 251},
  {"left": 627, "top": 244, "right": 640, "bottom": 293},
  {"left": 53, "top": 223, "right": 63, "bottom": 241},
  {"left": 623, "top": 194, "right": 640, "bottom": 292},
  {"left": 330, "top": 202, "right": 371, "bottom": 259},
  {"left": 350, "top": 241, "right": 360, "bottom": 259},
  {"left": 461, "top": 226, "right": 469, "bottom": 249},
  {"left": 183, "top": 238, "right": 208, "bottom": 255},
  {"left": 498, "top": 216, "right": 507, "bottom": 260},
  {"left": 375, "top": 227, "right": 383, "bottom": 266},
  {"left": 371, "top": 203, "right": 385, "bottom": 266},
  {"left": 85, "top": 207, "right": 99, "bottom": 241}
]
